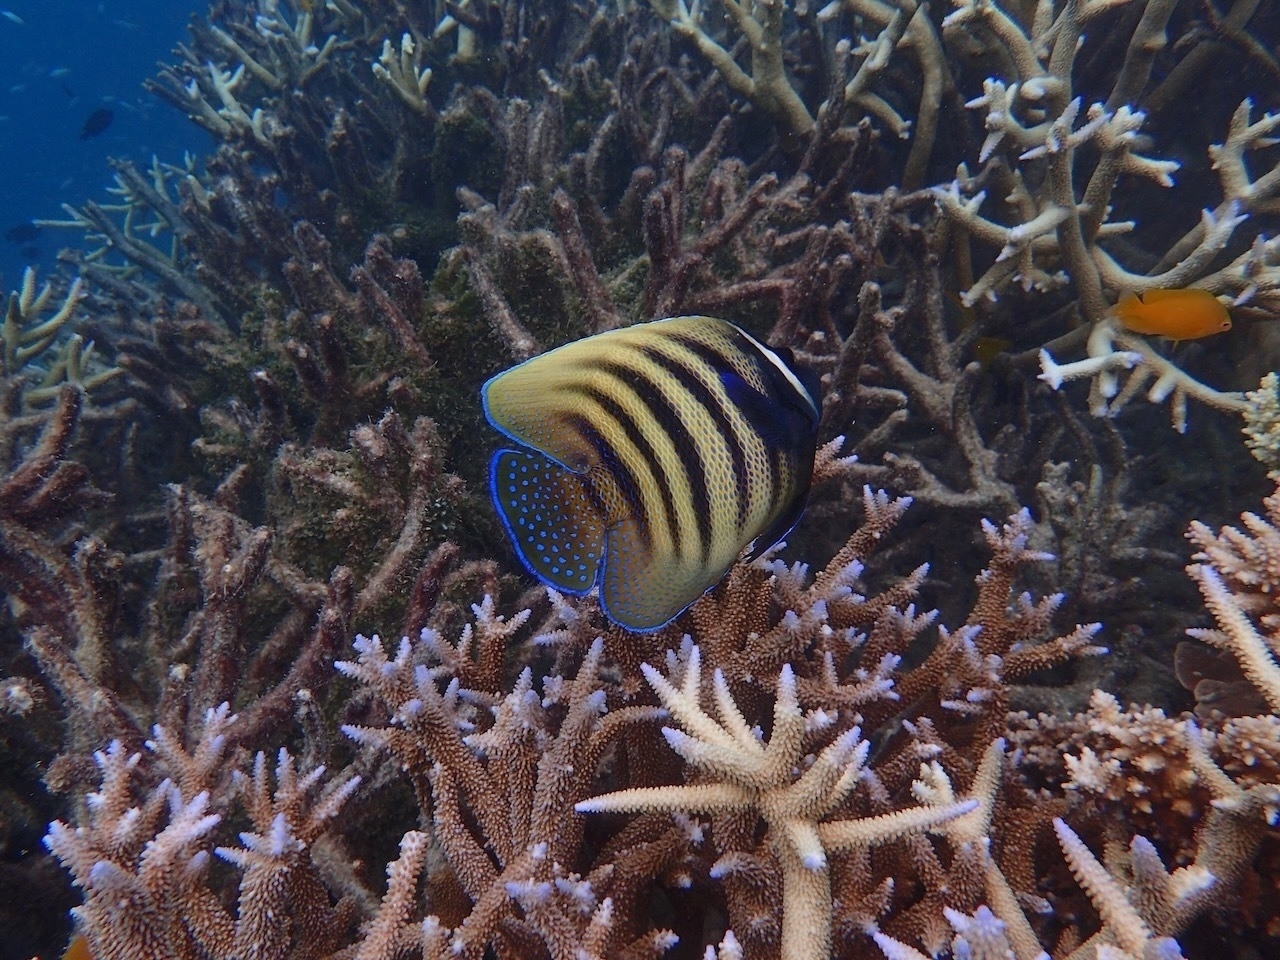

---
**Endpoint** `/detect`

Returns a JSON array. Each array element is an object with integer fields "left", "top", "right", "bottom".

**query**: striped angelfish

[{"left": 482, "top": 315, "right": 821, "bottom": 632}]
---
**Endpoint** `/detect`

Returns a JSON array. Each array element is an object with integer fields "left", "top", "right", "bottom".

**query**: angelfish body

[
  {"left": 483, "top": 316, "right": 821, "bottom": 632},
  {"left": 1111, "top": 288, "right": 1231, "bottom": 340}
]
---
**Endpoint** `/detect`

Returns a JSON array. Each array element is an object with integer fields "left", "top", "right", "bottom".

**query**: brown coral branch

[
  {"left": 459, "top": 246, "right": 542, "bottom": 361},
  {"left": 350, "top": 235, "right": 433, "bottom": 370}
]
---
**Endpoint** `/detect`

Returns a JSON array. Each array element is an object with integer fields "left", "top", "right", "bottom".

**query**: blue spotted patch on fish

[{"left": 483, "top": 315, "right": 820, "bottom": 632}]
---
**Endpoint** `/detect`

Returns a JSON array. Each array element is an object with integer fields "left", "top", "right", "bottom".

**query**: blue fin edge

[{"left": 488, "top": 448, "right": 597, "bottom": 598}]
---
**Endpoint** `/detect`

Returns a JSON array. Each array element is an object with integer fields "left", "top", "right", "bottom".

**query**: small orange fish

[
  {"left": 1110, "top": 289, "right": 1231, "bottom": 340},
  {"left": 61, "top": 934, "right": 91, "bottom": 960},
  {"left": 972, "top": 335, "right": 1013, "bottom": 368}
]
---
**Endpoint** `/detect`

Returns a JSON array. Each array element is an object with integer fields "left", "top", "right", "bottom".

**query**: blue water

[{"left": 0, "top": 0, "right": 211, "bottom": 289}]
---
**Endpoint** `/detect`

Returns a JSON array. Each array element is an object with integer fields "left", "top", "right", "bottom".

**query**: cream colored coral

[
  {"left": 1187, "top": 496, "right": 1280, "bottom": 714},
  {"left": 1, "top": 269, "right": 84, "bottom": 378},
  {"left": 1188, "top": 564, "right": 1280, "bottom": 714},
  {"left": 646, "top": 0, "right": 815, "bottom": 139},
  {"left": 576, "top": 644, "right": 975, "bottom": 960},
  {"left": 373, "top": 33, "right": 432, "bottom": 115},
  {"left": 1243, "top": 372, "right": 1280, "bottom": 476},
  {"left": 1037, "top": 314, "right": 1247, "bottom": 433},
  {"left": 1053, "top": 819, "right": 1188, "bottom": 960}
]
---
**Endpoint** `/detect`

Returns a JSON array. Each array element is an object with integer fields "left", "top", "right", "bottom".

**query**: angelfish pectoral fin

[{"left": 489, "top": 448, "right": 605, "bottom": 595}]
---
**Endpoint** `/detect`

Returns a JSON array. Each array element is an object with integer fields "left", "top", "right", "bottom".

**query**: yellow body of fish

[{"left": 1110, "top": 289, "right": 1231, "bottom": 340}]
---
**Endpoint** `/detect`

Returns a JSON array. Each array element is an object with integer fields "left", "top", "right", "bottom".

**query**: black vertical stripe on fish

[
  {"left": 637, "top": 345, "right": 743, "bottom": 534},
  {"left": 626, "top": 350, "right": 719, "bottom": 561},
  {"left": 577, "top": 465, "right": 609, "bottom": 524},
  {"left": 662, "top": 334, "right": 755, "bottom": 526},
  {"left": 562, "top": 413, "right": 652, "bottom": 551},
  {"left": 748, "top": 466, "right": 810, "bottom": 562},
  {"left": 698, "top": 336, "right": 802, "bottom": 523},
  {"left": 585, "top": 356, "right": 714, "bottom": 559},
  {"left": 562, "top": 381, "right": 682, "bottom": 558},
  {"left": 755, "top": 353, "right": 821, "bottom": 435},
  {"left": 680, "top": 329, "right": 816, "bottom": 443},
  {"left": 731, "top": 331, "right": 821, "bottom": 420},
  {"left": 767, "top": 442, "right": 784, "bottom": 522}
]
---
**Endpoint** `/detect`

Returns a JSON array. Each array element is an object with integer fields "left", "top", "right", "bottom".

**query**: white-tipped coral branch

[
  {"left": 1038, "top": 316, "right": 1247, "bottom": 432},
  {"left": 935, "top": 0, "right": 1280, "bottom": 431},
  {"left": 1186, "top": 486, "right": 1280, "bottom": 713},
  {"left": 1053, "top": 818, "right": 1188, "bottom": 960},
  {"left": 44, "top": 704, "right": 361, "bottom": 960},
  {"left": 576, "top": 644, "right": 975, "bottom": 960},
  {"left": 0, "top": 269, "right": 122, "bottom": 408},
  {"left": 373, "top": 33, "right": 433, "bottom": 116}
]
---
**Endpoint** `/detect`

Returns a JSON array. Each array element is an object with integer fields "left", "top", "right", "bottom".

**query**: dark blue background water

[{"left": 0, "top": 0, "right": 211, "bottom": 289}]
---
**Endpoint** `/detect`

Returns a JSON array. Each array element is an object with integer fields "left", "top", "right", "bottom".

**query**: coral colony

[{"left": 4, "top": 1, "right": 1280, "bottom": 959}]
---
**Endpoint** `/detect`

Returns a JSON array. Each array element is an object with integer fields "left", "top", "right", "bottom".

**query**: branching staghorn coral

[
  {"left": 45, "top": 704, "right": 362, "bottom": 960},
  {"left": 338, "top": 630, "right": 686, "bottom": 959},
  {"left": 934, "top": 0, "right": 1280, "bottom": 430},
  {"left": 9, "top": 437, "right": 501, "bottom": 956},
  {"left": 37, "top": 1, "right": 1220, "bottom": 543},
  {"left": 444, "top": 62, "right": 880, "bottom": 359},
  {"left": 533, "top": 487, "right": 1115, "bottom": 956},
  {"left": 646, "top": 0, "right": 816, "bottom": 142},
  {"left": 1005, "top": 468, "right": 1280, "bottom": 953},
  {"left": 644, "top": 0, "right": 951, "bottom": 185},
  {"left": 1186, "top": 486, "right": 1280, "bottom": 715},
  {"left": 1007, "top": 692, "right": 1280, "bottom": 959},
  {"left": 575, "top": 647, "right": 978, "bottom": 960},
  {"left": 4, "top": 391, "right": 469, "bottom": 801},
  {"left": 149, "top": 0, "right": 349, "bottom": 143},
  {"left": 372, "top": 32, "right": 434, "bottom": 116},
  {"left": 40, "top": 0, "right": 1280, "bottom": 448},
  {"left": 35, "top": 157, "right": 228, "bottom": 324},
  {"left": 0, "top": 389, "right": 117, "bottom": 690},
  {"left": 0, "top": 269, "right": 122, "bottom": 411},
  {"left": 38, "top": 474, "right": 1280, "bottom": 959},
  {"left": 2, "top": 270, "right": 84, "bottom": 379}
]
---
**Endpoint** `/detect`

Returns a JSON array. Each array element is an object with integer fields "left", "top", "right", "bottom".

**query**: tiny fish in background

[
  {"left": 79, "top": 107, "right": 114, "bottom": 140},
  {"left": 0, "top": 9, "right": 24, "bottom": 25},
  {"left": 483, "top": 316, "right": 821, "bottom": 632},
  {"left": 1111, "top": 288, "right": 1231, "bottom": 340},
  {"left": 3, "top": 221, "right": 38, "bottom": 244}
]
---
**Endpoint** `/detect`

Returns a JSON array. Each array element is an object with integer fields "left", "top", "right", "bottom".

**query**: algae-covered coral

[{"left": 3, "top": 1, "right": 1280, "bottom": 958}]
